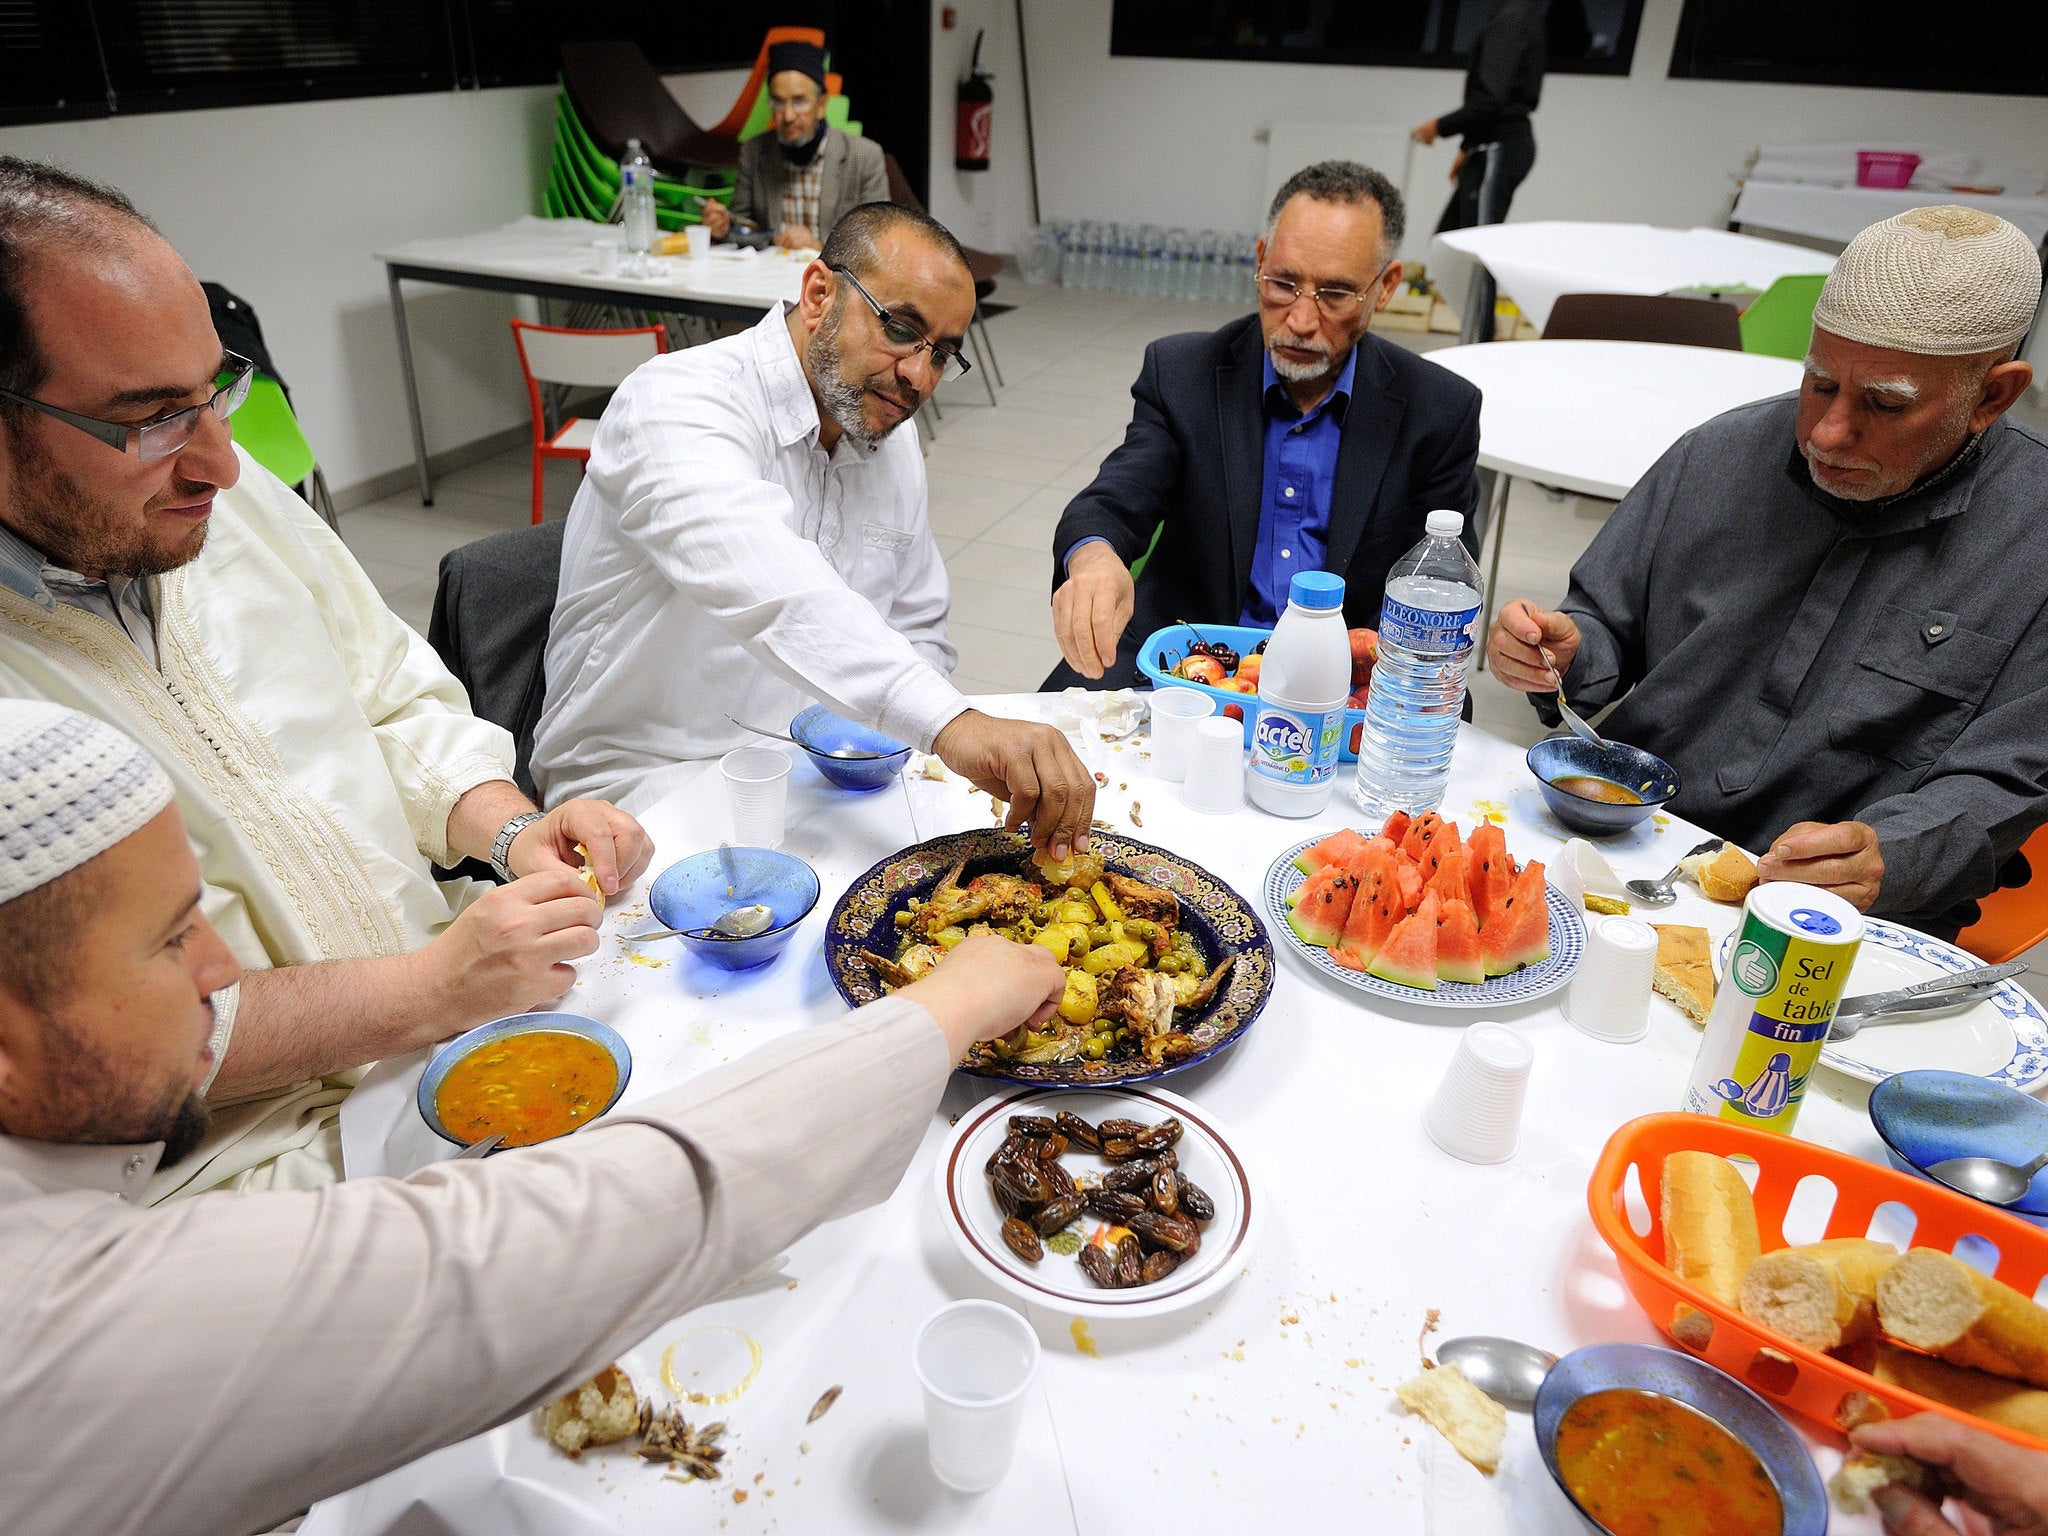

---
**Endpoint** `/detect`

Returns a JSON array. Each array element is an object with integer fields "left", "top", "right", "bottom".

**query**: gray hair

[{"left": 1265, "top": 160, "right": 1406, "bottom": 254}]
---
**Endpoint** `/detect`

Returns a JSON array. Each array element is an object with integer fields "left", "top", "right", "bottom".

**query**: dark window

[
  {"left": 1670, "top": 0, "right": 2048, "bottom": 96},
  {"left": 1110, "top": 0, "right": 1644, "bottom": 76},
  {"left": 0, "top": 1, "right": 115, "bottom": 124}
]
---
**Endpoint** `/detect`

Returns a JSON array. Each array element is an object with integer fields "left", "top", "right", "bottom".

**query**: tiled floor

[{"left": 340, "top": 281, "right": 1599, "bottom": 750}]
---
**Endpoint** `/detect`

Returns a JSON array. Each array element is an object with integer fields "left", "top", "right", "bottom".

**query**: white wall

[
  {"left": 0, "top": 85, "right": 558, "bottom": 499},
  {"left": 936, "top": 0, "right": 2048, "bottom": 259}
]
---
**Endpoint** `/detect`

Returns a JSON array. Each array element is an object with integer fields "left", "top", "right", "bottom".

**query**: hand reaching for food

[
  {"left": 1052, "top": 541, "right": 1135, "bottom": 680},
  {"left": 900, "top": 933, "right": 1066, "bottom": 1059},
  {"left": 1850, "top": 1413, "right": 2048, "bottom": 1535},
  {"left": 931, "top": 710, "right": 1097, "bottom": 859},
  {"left": 1759, "top": 821, "right": 1883, "bottom": 912}
]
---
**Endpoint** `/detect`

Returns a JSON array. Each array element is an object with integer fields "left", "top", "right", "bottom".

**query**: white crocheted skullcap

[
  {"left": 0, "top": 700, "right": 173, "bottom": 907},
  {"left": 1814, "top": 205, "right": 2043, "bottom": 357}
]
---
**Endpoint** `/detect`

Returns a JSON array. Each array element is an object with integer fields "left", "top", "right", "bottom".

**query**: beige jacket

[
  {"left": 728, "top": 126, "right": 890, "bottom": 240},
  {"left": 0, "top": 995, "right": 950, "bottom": 1536}
]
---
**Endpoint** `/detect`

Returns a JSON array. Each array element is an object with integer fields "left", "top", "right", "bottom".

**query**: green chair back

[
  {"left": 1128, "top": 523, "right": 1163, "bottom": 581},
  {"left": 230, "top": 375, "right": 315, "bottom": 487},
  {"left": 546, "top": 90, "right": 736, "bottom": 230},
  {"left": 1740, "top": 273, "right": 1828, "bottom": 361}
]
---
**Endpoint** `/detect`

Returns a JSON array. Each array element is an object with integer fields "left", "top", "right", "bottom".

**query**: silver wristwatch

[{"left": 490, "top": 810, "right": 547, "bottom": 882}]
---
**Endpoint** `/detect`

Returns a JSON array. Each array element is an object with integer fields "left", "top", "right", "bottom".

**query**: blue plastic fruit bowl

[{"left": 1137, "top": 623, "right": 1371, "bottom": 762}]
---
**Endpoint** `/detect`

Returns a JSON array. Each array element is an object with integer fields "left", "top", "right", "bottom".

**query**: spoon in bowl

[
  {"left": 1539, "top": 647, "right": 1606, "bottom": 749},
  {"left": 1434, "top": 1335, "right": 1560, "bottom": 1413},
  {"left": 624, "top": 904, "right": 777, "bottom": 943},
  {"left": 725, "top": 714, "right": 889, "bottom": 760},
  {"left": 1925, "top": 1144, "right": 2048, "bottom": 1208},
  {"left": 1624, "top": 838, "right": 1727, "bottom": 910}
]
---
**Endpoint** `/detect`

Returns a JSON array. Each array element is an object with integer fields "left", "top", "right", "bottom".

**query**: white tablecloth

[
  {"left": 311, "top": 697, "right": 1896, "bottom": 1536},
  {"left": 1732, "top": 180, "right": 2048, "bottom": 250},
  {"left": 1428, "top": 222, "right": 1836, "bottom": 333},
  {"left": 1426, "top": 340, "right": 1803, "bottom": 500}
]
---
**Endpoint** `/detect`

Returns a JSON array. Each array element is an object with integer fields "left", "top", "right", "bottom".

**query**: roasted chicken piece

[
  {"left": 1103, "top": 872, "right": 1178, "bottom": 929},
  {"left": 860, "top": 944, "right": 941, "bottom": 988},
  {"left": 1096, "top": 965, "right": 1178, "bottom": 1041},
  {"left": 906, "top": 859, "right": 1044, "bottom": 937}
]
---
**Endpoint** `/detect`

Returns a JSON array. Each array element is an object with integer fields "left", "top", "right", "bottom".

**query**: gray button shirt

[
  {"left": 1547, "top": 395, "right": 2048, "bottom": 938},
  {"left": 0, "top": 520, "right": 159, "bottom": 666}
]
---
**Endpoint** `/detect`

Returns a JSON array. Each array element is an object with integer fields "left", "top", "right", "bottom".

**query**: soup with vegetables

[
  {"left": 1554, "top": 1388, "right": 1781, "bottom": 1536},
  {"left": 1550, "top": 774, "right": 1645, "bottom": 805},
  {"left": 435, "top": 1030, "right": 618, "bottom": 1147}
]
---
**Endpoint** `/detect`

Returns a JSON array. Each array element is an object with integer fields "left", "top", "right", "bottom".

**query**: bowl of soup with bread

[
  {"left": 418, "top": 1012, "right": 632, "bottom": 1150},
  {"left": 1527, "top": 736, "right": 1679, "bottom": 838}
]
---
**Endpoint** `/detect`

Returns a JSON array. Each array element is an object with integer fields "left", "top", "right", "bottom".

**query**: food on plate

[
  {"left": 1870, "top": 1341, "right": 2048, "bottom": 1438},
  {"left": 1829, "top": 1450, "right": 1939, "bottom": 1515},
  {"left": 984, "top": 1111, "right": 1214, "bottom": 1289},
  {"left": 1394, "top": 1361, "right": 1504, "bottom": 1474},
  {"left": 542, "top": 1366, "right": 640, "bottom": 1457},
  {"left": 435, "top": 1029, "right": 620, "bottom": 1147},
  {"left": 1661, "top": 1150, "right": 1762, "bottom": 1318},
  {"left": 1738, "top": 1239, "right": 1897, "bottom": 1353},
  {"left": 1548, "top": 774, "right": 1645, "bottom": 805},
  {"left": 1877, "top": 1247, "right": 2048, "bottom": 1388},
  {"left": 864, "top": 850, "right": 1234, "bottom": 1069},
  {"left": 1688, "top": 844, "right": 1761, "bottom": 903},
  {"left": 1553, "top": 1388, "right": 1782, "bottom": 1536},
  {"left": 1285, "top": 813, "right": 1551, "bottom": 988},
  {"left": 1651, "top": 924, "right": 1714, "bottom": 1025}
]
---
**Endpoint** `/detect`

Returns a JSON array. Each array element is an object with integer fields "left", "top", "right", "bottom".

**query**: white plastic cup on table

[
  {"left": 912, "top": 1299, "right": 1040, "bottom": 1493},
  {"left": 1179, "top": 715, "right": 1247, "bottom": 814},
  {"left": 1566, "top": 915, "right": 1659, "bottom": 1044},
  {"left": 1423, "top": 1020, "right": 1534, "bottom": 1164},
  {"left": 591, "top": 238, "right": 622, "bottom": 277},
  {"left": 1148, "top": 687, "right": 1216, "bottom": 782},
  {"left": 684, "top": 224, "right": 710, "bottom": 259},
  {"left": 720, "top": 747, "right": 791, "bottom": 849}
]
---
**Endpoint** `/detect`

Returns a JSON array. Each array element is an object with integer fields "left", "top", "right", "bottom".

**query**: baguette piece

[
  {"left": 1829, "top": 1451, "right": 1936, "bottom": 1515},
  {"left": 1871, "top": 1341, "right": 2048, "bottom": 1439},
  {"left": 1395, "top": 1362, "right": 1505, "bottom": 1474},
  {"left": 1689, "top": 845, "right": 1760, "bottom": 903},
  {"left": 1739, "top": 1238, "right": 1898, "bottom": 1353},
  {"left": 1878, "top": 1248, "right": 2048, "bottom": 1388},
  {"left": 1650, "top": 925, "right": 1713, "bottom": 1025},
  {"left": 1661, "top": 1151, "right": 1761, "bottom": 1305}
]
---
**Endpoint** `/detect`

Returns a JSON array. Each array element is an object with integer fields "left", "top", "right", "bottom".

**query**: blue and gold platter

[{"left": 825, "top": 828, "right": 1276, "bottom": 1087}]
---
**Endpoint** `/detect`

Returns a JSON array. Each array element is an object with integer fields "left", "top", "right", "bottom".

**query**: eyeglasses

[
  {"left": 830, "top": 266, "right": 973, "bottom": 383},
  {"left": 0, "top": 353, "right": 254, "bottom": 464},
  {"left": 1255, "top": 263, "right": 1394, "bottom": 319}
]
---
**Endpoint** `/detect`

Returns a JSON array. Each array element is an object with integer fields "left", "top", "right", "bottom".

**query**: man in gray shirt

[{"left": 1490, "top": 207, "right": 2044, "bottom": 937}]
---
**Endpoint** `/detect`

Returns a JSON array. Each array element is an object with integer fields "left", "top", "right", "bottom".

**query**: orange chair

[
  {"left": 1959, "top": 824, "right": 2048, "bottom": 964},
  {"left": 509, "top": 319, "right": 667, "bottom": 524}
]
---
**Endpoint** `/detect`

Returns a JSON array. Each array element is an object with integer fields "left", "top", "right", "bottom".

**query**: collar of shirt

[
  {"left": 0, "top": 518, "right": 153, "bottom": 628},
  {"left": 1261, "top": 343, "right": 1359, "bottom": 427},
  {"left": 1782, "top": 427, "right": 1990, "bottom": 538},
  {"left": 0, "top": 1132, "right": 162, "bottom": 1202},
  {"left": 754, "top": 302, "right": 876, "bottom": 468}
]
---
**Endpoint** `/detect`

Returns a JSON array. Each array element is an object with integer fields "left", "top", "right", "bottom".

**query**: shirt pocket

[
  {"left": 846, "top": 519, "right": 914, "bottom": 594},
  {"left": 1826, "top": 603, "right": 2011, "bottom": 769}
]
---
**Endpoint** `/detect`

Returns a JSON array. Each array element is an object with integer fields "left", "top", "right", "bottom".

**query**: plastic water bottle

[
  {"left": 1248, "top": 571, "right": 1352, "bottom": 817},
  {"left": 1350, "top": 510, "right": 1484, "bottom": 817},
  {"left": 620, "top": 139, "right": 656, "bottom": 274}
]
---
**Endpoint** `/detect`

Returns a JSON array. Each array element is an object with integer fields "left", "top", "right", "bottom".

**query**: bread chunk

[
  {"left": 1661, "top": 1151, "right": 1760, "bottom": 1305},
  {"left": 1878, "top": 1248, "right": 2048, "bottom": 1388},
  {"left": 1829, "top": 1451, "right": 1932, "bottom": 1514},
  {"left": 1871, "top": 1341, "right": 2048, "bottom": 1437},
  {"left": 541, "top": 1365, "right": 639, "bottom": 1457},
  {"left": 1739, "top": 1239, "right": 1897, "bottom": 1353},
  {"left": 1689, "top": 845, "right": 1759, "bottom": 903},
  {"left": 1650, "top": 924, "right": 1713, "bottom": 1025},
  {"left": 1395, "top": 1362, "right": 1505, "bottom": 1474}
]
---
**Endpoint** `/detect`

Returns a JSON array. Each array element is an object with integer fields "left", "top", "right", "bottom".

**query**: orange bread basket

[{"left": 1590, "top": 1112, "right": 2048, "bottom": 1448}]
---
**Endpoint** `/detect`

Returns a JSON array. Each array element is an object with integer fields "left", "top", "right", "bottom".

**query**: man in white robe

[{"left": 0, "top": 159, "right": 654, "bottom": 1199}]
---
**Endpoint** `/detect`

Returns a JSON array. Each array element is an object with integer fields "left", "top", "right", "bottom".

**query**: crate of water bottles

[{"left": 1020, "top": 221, "right": 1260, "bottom": 305}]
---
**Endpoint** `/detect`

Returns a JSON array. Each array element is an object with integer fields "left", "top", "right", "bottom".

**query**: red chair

[
  {"left": 1959, "top": 824, "right": 2048, "bottom": 964},
  {"left": 508, "top": 319, "right": 667, "bottom": 525}
]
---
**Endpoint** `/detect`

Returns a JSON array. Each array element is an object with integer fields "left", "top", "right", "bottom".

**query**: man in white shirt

[
  {"left": 0, "top": 157, "right": 654, "bottom": 1197},
  {"left": 0, "top": 700, "right": 1062, "bottom": 1536},
  {"left": 534, "top": 202, "right": 1097, "bottom": 857}
]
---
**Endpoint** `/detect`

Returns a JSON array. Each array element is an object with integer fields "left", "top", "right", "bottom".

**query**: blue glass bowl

[
  {"left": 1871, "top": 1069, "right": 2048, "bottom": 1220},
  {"left": 1527, "top": 735, "right": 1680, "bottom": 837},
  {"left": 416, "top": 1011, "right": 631, "bottom": 1149},
  {"left": 789, "top": 705, "right": 911, "bottom": 791},
  {"left": 1534, "top": 1343, "right": 1826, "bottom": 1536},
  {"left": 649, "top": 847, "right": 821, "bottom": 971}
]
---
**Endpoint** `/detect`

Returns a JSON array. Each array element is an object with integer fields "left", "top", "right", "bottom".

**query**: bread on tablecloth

[
  {"left": 1651, "top": 924, "right": 1713, "bottom": 1025},
  {"left": 1688, "top": 844, "right": 1760, "bottom": 903},
  {"left": 1396, "top": 1361, "right": 1505, "bottom": 1474}
]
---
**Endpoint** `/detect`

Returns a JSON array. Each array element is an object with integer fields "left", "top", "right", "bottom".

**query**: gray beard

[
  {"left": 1267, "top": 339, "right": 1336, "bottom": 385},
  {"left": 807, "top": 308, "right": 889, "bottom": 452}
]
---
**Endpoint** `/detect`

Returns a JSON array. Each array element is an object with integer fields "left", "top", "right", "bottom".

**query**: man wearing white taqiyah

[
  {"left": 0, "top": 699, "right": 1063, "bottom": 1536},
  {"left": 0, "top": 158, "right": 654, "bottom": 1202},
  {"left": 1490, "top": 207, "right": 2048, "bottom": 938}
]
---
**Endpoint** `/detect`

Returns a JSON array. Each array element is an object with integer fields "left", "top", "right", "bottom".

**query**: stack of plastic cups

[
  {"left": 1148, "top": 688, "right": 1215, "bottom": 782},
  {"left": 1565, "top": 915, "right": 1659, "bottom": 1044},
  {"left": 720, "top": 747, "right": 790, "bottom": 849},
  {"left": 1422, "top": 1021, "right": 1534, "bottom": 1164},
  {"left": 913, "top": 1300, "right": 1040, "bottom": 1492},
  {"left": 1179, "top": 715, "right": 1246, "bottom": 814}
]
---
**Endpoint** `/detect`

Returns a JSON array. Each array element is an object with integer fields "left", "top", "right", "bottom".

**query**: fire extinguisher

[{"left": 955, "top": 29, "right": 992, "bottom": 172}]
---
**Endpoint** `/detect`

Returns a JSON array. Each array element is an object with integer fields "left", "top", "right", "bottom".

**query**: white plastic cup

[
  {"left": 1566, "top": 915, "right": 1659, "bottom": 1044},
  {"left": 592, "top": 237, "right": 622, "bottom": 276},
  {"left": 1179, "top": 715, "right": 1246, "bottom": 815},
  {"left": 684, "top": 224, "right": 711, "bottom": 258},
  {"left": 1148, "top": 687, "right": 1215, "bottom": 782},
  {"left": 912, "top": 1299, "right": 1040, "bottom": 1493},
  {"left": 720, "top": 747, "right": 791, "bottom": 849},
  {"left": 1423, "top": 1020, "right": 1534, "bottom": 1164}
]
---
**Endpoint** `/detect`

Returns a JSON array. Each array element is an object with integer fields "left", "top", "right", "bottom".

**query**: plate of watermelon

[{"left": 1263, "top": 810, "right": 1585, "bottom": 1008}]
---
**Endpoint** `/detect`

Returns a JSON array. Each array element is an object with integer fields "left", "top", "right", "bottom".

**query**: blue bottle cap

[{"left": 1289, "top": 571, "right": 1345, "bottom": 610}]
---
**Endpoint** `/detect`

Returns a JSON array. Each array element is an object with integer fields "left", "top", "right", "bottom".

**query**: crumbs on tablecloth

[{"left": 1130, "top": 800, "right": 1143, "bottom": 828}]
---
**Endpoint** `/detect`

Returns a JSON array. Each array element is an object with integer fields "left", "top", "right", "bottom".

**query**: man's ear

[
  {"left": 795, "top": 259, "right": 836, "bottom": 333},
  {"left": 1375, "top": 260, "right": 1405, "bottom": 313},
  {"left": 1971, "top": 358, "right": 2034, "bottom": 434}
]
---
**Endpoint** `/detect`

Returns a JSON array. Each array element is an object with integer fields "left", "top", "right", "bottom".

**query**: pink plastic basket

[{"left": 1857, "top": 151, "right": 1921, "bottom": 190}]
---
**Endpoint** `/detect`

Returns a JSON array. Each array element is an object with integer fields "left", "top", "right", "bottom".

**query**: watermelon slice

[
  {"left": 1480, "top": 863, "right": 1552, "bottom": 976},
  {"left": 1399, "top": 811, "right": 1445, "bottom": 864},
  {"left": 1425, "top": 848, "right": 1469, "bottom": 910},
  {"left": 1467, "top": 823, "right": 1513, "bottom": 930},
  {"left": 1380, "top": 811, "right": 1412, "bottom": 846},
  {"left": 1293, "top": 827, "right": 1371, "bottom": 877},
  {"left": 1330, "top": 865, "right": 1405, "bottom": 971},
  {"left": 1434, "top": 897, "right": 1485, "bottom": 984},
  {"left": 1368, "top": 891, "right": 1439, "bottom": 990},
  {"left": 1286, "top": 870, "right": 1356, "bottom": 946},
  {"left": 1420, "top": 820, "right": 1464, "bottom": 881},
  {"left": 1395, "top": 853, "right": 1424, "bottom": 912}
]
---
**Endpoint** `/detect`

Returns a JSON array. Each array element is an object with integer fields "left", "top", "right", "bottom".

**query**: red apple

[
  {"left": 1217, "top": 676, "right": 1257, "bottom": 695},
  {"left": 1348, "top": 627, "right": 1379, "bottom": 686},
  {"left": 1177, "top": 655, "right": 1226, "bottom": 686},
  {"left": 1222, "top": 703, "right": 1245, "bottom": 722},
  {"left": 1348, "top": 721, "right": 1364, "bottom": 755},
  {"left": 1233, "top": 654, "right": 1263, "bottom": 688}
]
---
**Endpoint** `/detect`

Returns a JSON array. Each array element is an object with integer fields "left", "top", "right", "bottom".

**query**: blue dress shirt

[{"left": 1240, "top": 346, "right": 1356, "bottom": 626}]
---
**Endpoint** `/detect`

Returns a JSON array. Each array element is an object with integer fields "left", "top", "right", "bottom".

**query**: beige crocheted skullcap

[
  {"left": 1814, "top": 205, "right": 2042, "bottom": 356},
  {"left": 0, "top": 700, "right": 172, "bottom": 906}
]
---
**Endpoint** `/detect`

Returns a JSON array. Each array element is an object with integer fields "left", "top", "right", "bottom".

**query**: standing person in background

[
  {"left": 1412, "top": 0, "right": 1546, "bottom": 232},
  {"left": 698, "top": 40, "right": 889, "bottom": 251}
]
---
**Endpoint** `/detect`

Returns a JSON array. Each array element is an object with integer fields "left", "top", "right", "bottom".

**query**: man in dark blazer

[
  {"left": 1047, "top": 161, "right": 1482, "bottom": 690},
  {"left": 699, "top": 40, "right": 889, "bottom": 250}
]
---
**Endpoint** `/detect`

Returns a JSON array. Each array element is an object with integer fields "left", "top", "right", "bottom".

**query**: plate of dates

[{"left": 935, "top": 1085, "right": 1260, "bottom": 1319}]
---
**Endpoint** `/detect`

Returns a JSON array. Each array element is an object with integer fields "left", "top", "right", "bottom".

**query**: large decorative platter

[
  {"left": 825, "top": 828, "right": 1275, "bottom": 1086},
  {"left": 1263, "top": 836, "right": 1585, "bottom": 1010}
]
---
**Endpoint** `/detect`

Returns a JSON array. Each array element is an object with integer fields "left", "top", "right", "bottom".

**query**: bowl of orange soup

[
  {"left": 1534, "top": 1343, "right": 1824, "bottom": 1536},
  {"left": 417, "top": 1012, "right": 632, "bottom": 1150}
]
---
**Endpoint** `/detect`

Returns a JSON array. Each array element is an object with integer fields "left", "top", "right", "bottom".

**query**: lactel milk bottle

[{"left": 1247, "top": 571, "right": 1350, "bottom": 817}]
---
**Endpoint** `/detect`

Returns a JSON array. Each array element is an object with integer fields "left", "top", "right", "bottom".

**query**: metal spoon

[
  {"left": 725, "top": 713, "right": 889, "bottom": 760},
  {"left": 1925, "top": 1144, "right": 2048, "bottom": 1208},
  {"left": 1624, "top": 838, "right": 1727, "bottom": 910},
  {"left": 452, "top": 1133, "right": 505, "bottom": 1160},
  {"left": 625, "top": 904, "right": 776, "bottom": 943},
  {"left": 1434, "top": 1336, "right": 1560, "bottom": 1413},
  {"left": 1540, "top": 646, "right": 1606, "bottom": 748}
]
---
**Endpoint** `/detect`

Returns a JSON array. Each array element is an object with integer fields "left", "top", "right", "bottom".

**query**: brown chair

[
  {"left": 560, "top": 39, "right": 738, "bottom": 177},
  {"left": 880, "top": 151, "right": 1004, "bottom": 405},
  {"left": 1542, "top": 292, "right": 1743, "bottom": 350}
]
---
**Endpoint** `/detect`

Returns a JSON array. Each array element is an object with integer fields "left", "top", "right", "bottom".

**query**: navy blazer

[{"left": 1048, "top": 315, "right": 1483, "bottom": 687}]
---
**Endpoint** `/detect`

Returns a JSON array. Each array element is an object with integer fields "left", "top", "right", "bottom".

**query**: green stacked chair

[
  {"left": 545, "top": 87, "right": 736, "bottom": 231},
  {"left": 231, "top": 375, "right": 338, "bottom": 532},
  {"left": 1739, "top": 273, "right": 1829, "bottom": 360}
]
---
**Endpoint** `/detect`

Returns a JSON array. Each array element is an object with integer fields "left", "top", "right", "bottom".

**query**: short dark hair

[
  {"left": 819, "top": 202, "right": 974, "bottom": 289},
  {"left": 1266, "top": 160, "right": 1406, "bottom": 254},
  {"left": 0, "top": 158, "right": 156, "bottom": 421},
  {"left": 0, "top": 862, "right": 100, "bottom": 1013}
]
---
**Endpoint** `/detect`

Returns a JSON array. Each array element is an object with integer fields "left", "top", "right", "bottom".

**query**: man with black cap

[{"left": 700, "top": 40, "right": 889, "bottom": 250}]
